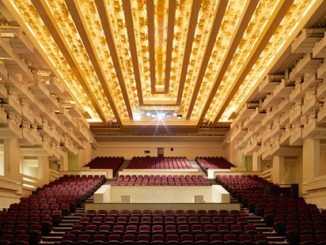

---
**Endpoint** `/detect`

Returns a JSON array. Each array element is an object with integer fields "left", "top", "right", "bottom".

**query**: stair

[
  {"left": 243, "top": 211, "right": 289, "bottom": 245},
  {"left": 39, "top": 206, "right": 85, "bottom": 244}
]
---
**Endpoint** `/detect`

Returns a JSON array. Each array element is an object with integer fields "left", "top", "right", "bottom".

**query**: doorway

[{"left": 157, "top": 148, "right": 164, "bottom": 157}]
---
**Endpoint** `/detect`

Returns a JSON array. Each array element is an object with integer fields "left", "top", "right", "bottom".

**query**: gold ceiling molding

[{"left": 3, "top": 0, "right": 323, "bottom": 127}]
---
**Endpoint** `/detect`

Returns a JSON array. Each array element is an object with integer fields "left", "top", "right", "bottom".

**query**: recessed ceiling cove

[{"left": 4, "top": 0, "right": 322, "bottom": 128}]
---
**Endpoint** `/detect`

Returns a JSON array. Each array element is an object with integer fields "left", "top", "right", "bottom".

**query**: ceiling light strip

[
  {"left": 122, "top": 0, "right": 144, "bottom": 105},
  {"left": 64, "top": 0, "right": 122, "bottom": 126},
  {"left": 197, "top": 0, "right": 259, "bottom": 125},
  {"left": 6, "top": 0, "right": 100, "bottom": 121},
  {"left": 185, "top": 0, "right": 228, "bottom": 120},
  {"left": 163, "top": 0, "right": 176, "bottom": 94},
  {"left": 190, "top": 0, "right": 248, "bottom": 119},
  {"left": 130, "top": 1, "right": 151, "bottom": 100},
  {"left": 153, "top": 0, "right": 167, "bottom": 93},
  {"left": 220, "top": 0, "right": 322, "bottom": 122},
  {"left": 178, "top": 0, "right": 221, "bottom": 114},
  {"left": 205, "top": 0, "right": 287, "bottom": 122},
  {"left": 31, "top": 0, "right": 108, "bottom": 122},
  {"left": 212, "top": 0, "right": 293, "bottom": 123},
  {"left": 176, "top": 0, "right": 201, "bottom": 105},
  {"left": 75, "top": 0, "right": 129, "bottom": 120},
  {"left": 147, "top": 0, "right": 156, "bottom": 94},
  {"left": 166, "top": 0, "right": 192, "bottom": 102},
  {"left": 95, "top": 0, "right": 134, "bottom": 120},
  {"left": 104, "top": 0, "right": 140, "bottom": 116},
  {"left": 43, "top": 0, "right": 115, "bottom": 122}
]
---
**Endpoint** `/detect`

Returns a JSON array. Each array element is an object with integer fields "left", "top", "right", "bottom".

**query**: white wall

[
  {"left": 94, "top": 140, "right": 224, "bottom": 160},
  {"left": 95, "top": 185, "right": 230, "bottom": 203}
]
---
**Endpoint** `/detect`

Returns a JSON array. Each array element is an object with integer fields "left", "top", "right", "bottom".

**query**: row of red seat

[
  {"left": 77, "top": 215, "right": 249, "bottom": 226},
  {"left": 84, "top": 157, "right": 124, "bottom": 171},
  {"left": 69, "top": 223, "right": 258, "bottom": 234},
  {"left": 196, "top": 157, "right": 235, "bottom": 173},
  {"left": 61, "top": 232, "right": 270, "bottom": 245},
  {"left": 82, "top": 209, "right": 243, "bottom": 217},
  {"left": 126, "top": 157, "right": 193, "bottom": 169},
  {"left": 0, "top": 175, "right": 105, "bottom": 244},
  {"left": 112, "top": 175, "right": 210, "bottom": 186},
  {"left": 216, "top": 175, "right": 326, "bottom": 244}
]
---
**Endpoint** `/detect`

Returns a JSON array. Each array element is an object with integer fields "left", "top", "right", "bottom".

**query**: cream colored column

[
  {"left": 302, "top": 138, "right": 320, "bottom": 182},
  {"left": 4, "top": 138, "right": 22, "bottom": 181},
  {"left": 252, "top": 152, "right": 262, "bottom": 172},
  {"left": 60, "top": 153, "right": 69, "bottom": 171},
  {"left": 78, "top": 143, "right": 92, "bottom": 167},
  {"left": 37, "top": 156, "right": 50, "bottom": 187},
  {"left": 272, "top": 155, "right": 285, "bottom": 184}
]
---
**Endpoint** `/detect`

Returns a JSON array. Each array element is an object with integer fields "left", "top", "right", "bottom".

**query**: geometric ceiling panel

[{"left": 4, "top": 0, "right": 322, "bottom": 130}]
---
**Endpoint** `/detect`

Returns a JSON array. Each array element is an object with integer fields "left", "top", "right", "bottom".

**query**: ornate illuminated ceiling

[{"left": 4, "top": 0, "right": 323, "bottom": 129}]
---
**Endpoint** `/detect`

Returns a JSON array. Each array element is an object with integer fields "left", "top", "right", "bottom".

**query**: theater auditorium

[{"left": 0, "top": 0, "right": 325, "bottom": 244}]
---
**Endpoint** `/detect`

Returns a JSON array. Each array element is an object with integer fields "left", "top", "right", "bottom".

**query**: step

[
  {"left": 61, "top": 219, "right": 80, "bottom": 223},
  {"left": 39, "top": 241, "right": 56, "bottom": 245},
  {"left": 58, "top": 222, "right": 75, "bottom": 227},
  {"left": 53, "top": 227, "right": 72, "bottom": 232},
  {"left": 49, "top": 231, "right": 65, "bottom": 235},
  {"left": 63, "top": 215, "right": 82, "bottom": 219},
  {"left": 41, "top": 235, "right": 63, "bottom": 241}
]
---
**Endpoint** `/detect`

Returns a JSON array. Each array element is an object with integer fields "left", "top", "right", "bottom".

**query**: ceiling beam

[
  {"left": 163, "top": 0, "right": 176, "bottom": 94},
  {"left": 197, "top": 0, "right": 259, "bottom": 126},
  {"left": 147, "top": 0, "right": 156, "bottom": 94},
  {"left": 95, "top": 0, "right": 134, "bottom": 120},
  {"left": 31, "top": 0, "right": 107, "bottom": 123},
  {"left": 186, "top": 0, "right": 228, "bottom": 119},
  {"left": 176, "top": 0, "right": 201, "bottom": 105},
  {"left": 122, "top": 0, "right": 144, "bottom": 105},
  {"left": 213, "top": 0, "right": 293, "bottom": 123},
  {"left": 65, "top": 0, "right": 122, "bottom": 126}
]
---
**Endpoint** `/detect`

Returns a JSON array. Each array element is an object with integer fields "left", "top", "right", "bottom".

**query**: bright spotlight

[
  {"left": 157, "top": 113, "right": 165, "bottom": 120},
  {"left": 134, "top": 112, "right": 141, "bottom": 121}
]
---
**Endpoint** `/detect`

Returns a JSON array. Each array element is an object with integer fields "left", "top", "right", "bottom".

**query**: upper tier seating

[
  {"left": 126, "top": 156, "right": 193, "bottom": 169},
  {"left": 112, "top": 175, "right": 210, "bottom": 186},
  {"left": 196, "top": 157, "right": 235, "bottom": 173},
  {"left": 0, "top": 175, "right": 105, "bottom": 244},
  {"left": 85, "top": 157, "right": 124, "bottom": 172},
  {"left": 216, "top": 175, "right": 326, "bottom": 245},
  {"left": 60, "top": 209, "right": 270, "bottom": 245}
]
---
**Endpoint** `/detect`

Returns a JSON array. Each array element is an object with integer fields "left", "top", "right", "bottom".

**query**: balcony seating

[
  {"left": 84, "top": 157, "right": 124, "bottom": 172},
  {"left": 59, "top": 209, "right": 269, "bottom": 245},
  {"left": 112, "top": 175, "right": 210, "bottom": 186},
  {"left": 216, "top": 175, "right": 326, "bottom": 245},
  {"left": 196, "top": 157, "right": 235, "bottom": 173},
  {"left": 126, "top": 156, "right": 193, "bottom": 169},
  {"left": 0, "top": 175, "right": 105, "bottom": 244}
]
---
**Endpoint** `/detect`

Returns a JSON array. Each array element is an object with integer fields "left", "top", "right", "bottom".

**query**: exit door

[{"left": 158, "top": 148, "right": 164, "bottom": 157}]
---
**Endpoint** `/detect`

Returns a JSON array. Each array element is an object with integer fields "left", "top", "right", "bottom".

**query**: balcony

[
  {"left": 302, "top": 92, "right": 320, "bottom": 116},
  {"left": 280, "top": 126, "right": 291, "bottom": 146},
  {"left": 258, "top": 74, "right": 284, "bottom": 94},
  {"left": 291, "top": 28, "right": 325, "bottom": 54},
  {"left": 317, "top": 60, "right": 326, "bottom": 79},
  {"left": 289, "top": 120, "right": 302, "bottom": 146},
  {"left": 302, "top": 73, "right": 321, "bottom": 94},
  {"left": 289, "top": 53, "right": 322, "bottom": 82},
  {"left": 312, "top": 32, "right": 326, "bottom": 58},
  {"left": 243, "top": 108, "right": 265, "bottom": 128},
  {"left": 289, "top": 101, "right": 302, "bottom": 124}
]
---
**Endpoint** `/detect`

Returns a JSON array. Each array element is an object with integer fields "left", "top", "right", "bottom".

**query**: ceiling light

[
  {"left": 157, "top": 113, "right": 165, "bottom": 120},
  {"left": 133, "top": 112, "right": 141, "bottom": 121}
]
